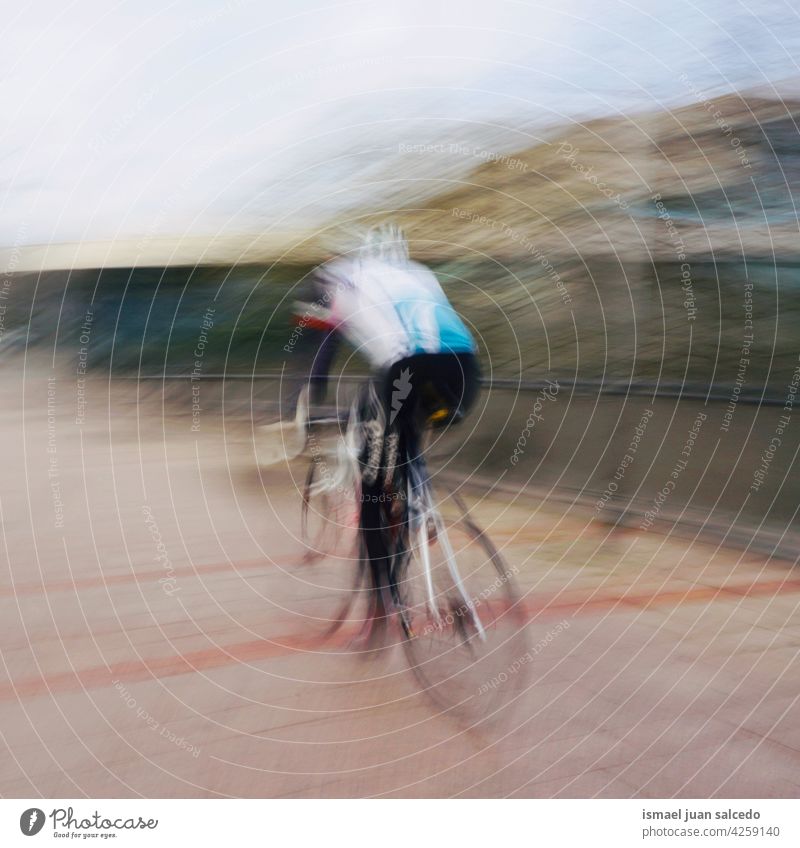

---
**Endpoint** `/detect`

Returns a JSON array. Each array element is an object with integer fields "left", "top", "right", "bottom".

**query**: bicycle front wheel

[{"left": 395, "top": 487, "right": 528, "bottom": 723}]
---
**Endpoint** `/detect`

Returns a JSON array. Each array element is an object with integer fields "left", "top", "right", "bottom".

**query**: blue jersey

[{"left": 319, "top": 256, "right": 476, "bottom": 370}]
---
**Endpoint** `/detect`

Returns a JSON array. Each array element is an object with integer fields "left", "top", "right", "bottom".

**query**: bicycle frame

[
  {"left": 298, "top": 381, "right": 487, "bottom": 641},
  {"left": 405, "top": 455, "right": 487, "bottom": 641}
]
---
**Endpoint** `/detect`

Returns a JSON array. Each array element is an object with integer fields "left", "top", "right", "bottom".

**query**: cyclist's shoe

[
  {"left": 350, "top": 584, "right": 394, "bottom": 654},
  {"left": 349, "top": 612, "right": 389, "bottom": 655}
]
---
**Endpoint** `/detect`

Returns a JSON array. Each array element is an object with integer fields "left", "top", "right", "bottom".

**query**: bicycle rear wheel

[
  {"left": 301, "top": 456, "right": 359, "bottom": 561},
  {"left": 395, "top": 486, "right": 528, "bottom": 723},
  {"left": 298, "top": 456, "right": 364, "bottom": 637}
]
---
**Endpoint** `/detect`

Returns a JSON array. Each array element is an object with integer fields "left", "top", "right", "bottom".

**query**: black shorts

[
  {"left": 379, "top": 352, "right": 480, "bottom": 432},
  {"left": 357, "top": 351, "right": 479, "bottom": 494}
]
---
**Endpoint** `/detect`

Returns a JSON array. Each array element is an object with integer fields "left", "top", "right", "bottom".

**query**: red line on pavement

[
  {"left": 2, "top": 577, "right": 799, "bottom": 703},
  {"left": 0, "top": 556, "right": 303, "bottom": 598},
  {"left": 0, "top": 630, "right": 340, "bottom": 703}
]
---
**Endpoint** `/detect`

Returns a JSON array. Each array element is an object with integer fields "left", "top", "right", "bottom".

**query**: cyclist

[{"left": 291, "top": 224, "right": 480, "bottom": 647}]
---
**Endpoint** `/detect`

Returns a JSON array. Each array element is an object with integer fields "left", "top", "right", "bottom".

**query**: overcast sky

[{"left": 2, "top": 0, "right": 799, "bottom": 249}]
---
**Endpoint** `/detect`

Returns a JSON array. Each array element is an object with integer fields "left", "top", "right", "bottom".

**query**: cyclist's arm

[
  {"left": 289, "top": 297, "right": 340, "bottom": 405},
  {"left": 308, "top": 327, "right": 340, "bottom": 404}
]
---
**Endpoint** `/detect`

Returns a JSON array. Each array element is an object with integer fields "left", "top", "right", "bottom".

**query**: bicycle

[{"left": 298, "top": 382, "right": 529, "bottom": 721}]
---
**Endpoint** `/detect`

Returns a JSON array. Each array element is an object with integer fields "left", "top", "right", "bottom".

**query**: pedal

[{"left": 426, "top": 516, "right": 438, "bottom": 544}]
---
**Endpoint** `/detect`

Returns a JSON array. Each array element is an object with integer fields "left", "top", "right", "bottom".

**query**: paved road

[{"left": 1, "top": 372, "right": 799, "bottom": 797}]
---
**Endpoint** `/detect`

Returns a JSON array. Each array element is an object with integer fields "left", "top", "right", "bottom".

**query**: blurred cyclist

[{"left": 291, "top": 224, "right": 480, "bottom": 646}]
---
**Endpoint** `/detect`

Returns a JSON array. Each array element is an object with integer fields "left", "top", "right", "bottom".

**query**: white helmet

[{"left": 361, "top": 222, "right": 409, "bottom": 263}]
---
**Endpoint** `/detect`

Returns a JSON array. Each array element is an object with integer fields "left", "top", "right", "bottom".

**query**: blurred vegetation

[
  {"left": 7, "top": 253, "right": 798, "bottom": 400},
  {"left": 6, "top": 91, "right": 800, "bottom": 398}
]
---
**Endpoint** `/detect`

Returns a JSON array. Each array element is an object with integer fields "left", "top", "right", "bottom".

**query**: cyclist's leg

[
  {"left": 356, "top": 352, "right": 481, "bottom": 638},
  {"left": 385, "top": 352, "right": 480, "bottom": 535},
  {"left": 360, "top": 484, "right": 391, "bottom": 630},
  {"left": 379, "top": 359, "right": 427, "bottom": 611},
  {"left": 356, "top": 382, "right": 392, "bottom": 645},
  {"left": 360, "top": 361, "right": 422, "bottom": 625}
]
